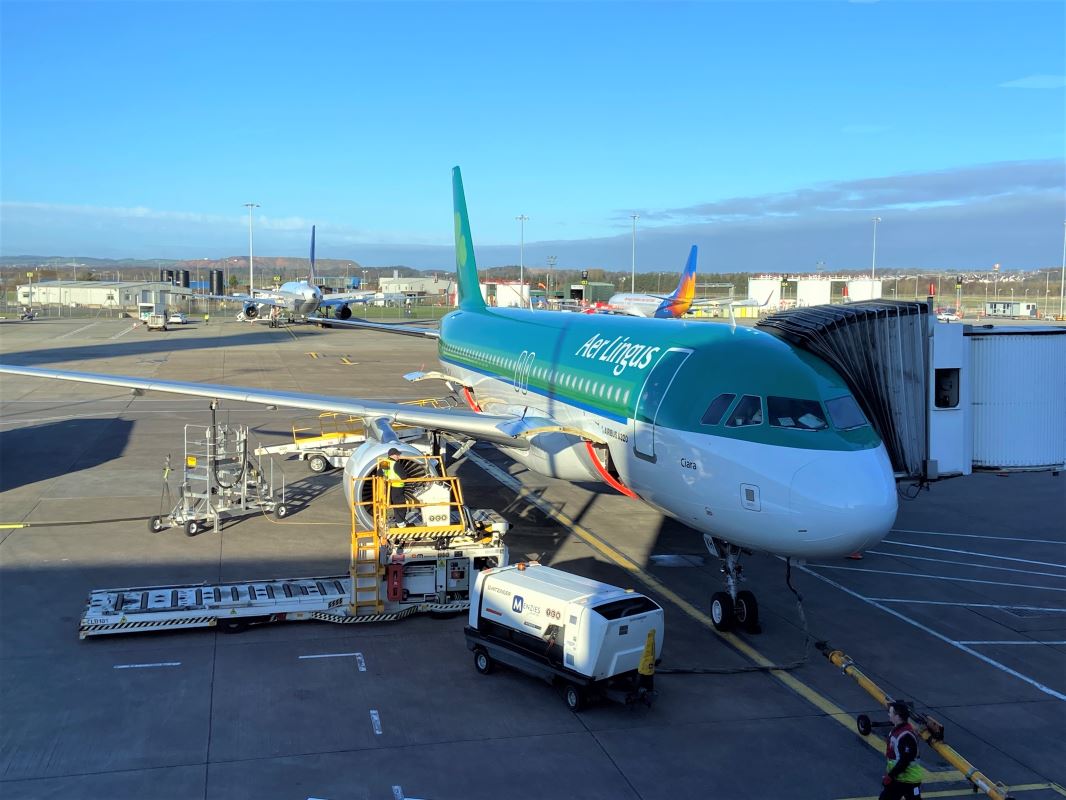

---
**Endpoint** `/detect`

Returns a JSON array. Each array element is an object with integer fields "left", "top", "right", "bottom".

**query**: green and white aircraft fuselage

[{"left": 437, "top": 305, "right": 897, "bottom": 559}]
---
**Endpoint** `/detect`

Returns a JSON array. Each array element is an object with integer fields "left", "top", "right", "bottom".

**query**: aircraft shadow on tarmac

[
  {"left": 1, "top": 327, "right": 328, "bottom": 368},
  {"left": 0, "top": 418, "right": 134, "bottom": 492}
]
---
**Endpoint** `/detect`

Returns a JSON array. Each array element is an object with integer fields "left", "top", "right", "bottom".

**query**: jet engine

[
  {"left": 342, "top": 441, "right": 445, "bottom": 530},
  {"left": 243, "top": 303, "right": 259, "bottom": 320},
  {"left": 335, "top": 304, "right": 352, "bottom": 320}
]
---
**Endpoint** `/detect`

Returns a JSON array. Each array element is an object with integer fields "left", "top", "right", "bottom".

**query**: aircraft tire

[
  {"left": 735, "top": 590, "right": 760, "bottom": 633},
  {"left": 710, "top": 592, "right": 735, "bottom": 631}
]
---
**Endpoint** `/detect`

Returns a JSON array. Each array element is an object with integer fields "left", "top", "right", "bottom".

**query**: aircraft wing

[
  {"left": 312, "top": 317, "right": 440, "bottom": 339},
  {"left": 688, "top": 292, "right": 774, "bottom": 308},
  {"left": 199, "top": 293, "right": 290, "bottom": 309},
  {"left": 318, "top": 295, "right": 371, "bottom": 308},
  {"left": 0, "top": 364, "right": 537, "bottom": 447}
]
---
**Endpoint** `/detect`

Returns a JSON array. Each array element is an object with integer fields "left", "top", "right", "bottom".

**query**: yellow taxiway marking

[
  {"left": 0, "top": 524, "right": 27, "bottom": 529},
  {"left": 340, "top": 357, "right": 358, "bottom": 365},
  {"left": 469, "top": 450, "right": 895, "bottom": 756},
  {"left": 836, "top": 782, "right": 1066, "bottom": 800},
  {"left": 305, "top": 352, "right": 319, "bottom": 359}
]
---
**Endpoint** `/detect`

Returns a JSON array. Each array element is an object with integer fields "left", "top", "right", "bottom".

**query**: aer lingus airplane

[{"left": 0, "top": 167, "right": 897, "bottom": 632}]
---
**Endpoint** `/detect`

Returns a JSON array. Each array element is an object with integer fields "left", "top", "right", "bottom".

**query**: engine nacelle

[
  {"left": 335, "top": 304, "right": 352, "bottom": 320},
  {"left": 500, "top": 432, "right": 602, "bottom": 483},
  {"left": 342, "top": 441, "right": 437, "bottom": 530},
  {"left": 243, "top": 303, "right": 259, "bottom": 320}
]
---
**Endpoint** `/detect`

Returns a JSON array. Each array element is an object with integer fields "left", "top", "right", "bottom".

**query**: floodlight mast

[{"left": 244, "top": 203, "right": 260, "bottom": 294}]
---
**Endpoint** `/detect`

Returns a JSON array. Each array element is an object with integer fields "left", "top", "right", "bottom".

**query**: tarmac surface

[{"left": 0, "top": 314, "right": 1063, "bottom": 800}]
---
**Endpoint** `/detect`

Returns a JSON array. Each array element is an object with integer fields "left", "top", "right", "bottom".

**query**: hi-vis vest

[
  {"left": 886, "top": 724, "right": 924, "bottom": 783},
  {"left": 384, "top": 460, "right": 405, "bottom": 488}
]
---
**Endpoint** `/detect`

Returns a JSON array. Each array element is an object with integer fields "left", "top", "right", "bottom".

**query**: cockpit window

[
  {"left": 825, "top": 396, "right": 869, "bottom": 430},
  {"left": 700, "top": 393, "right": 736, "bottom": 426},
  {"left": 725, "top": 395, "right": 763, "bottom": 427},
  {"left": 767, "top": 397, "right": 828, "bottom": 430}
]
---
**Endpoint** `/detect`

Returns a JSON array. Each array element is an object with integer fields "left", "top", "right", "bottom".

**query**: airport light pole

[
  {"left": 516, "top": 215, "right": 529, "bottom": 291},
  {"left": 1060, "top": 220, "right": 1066, "bottom": 319},
  {"left": 870, "top": 216, "right": 882, "bottom": 282},
  {"left": 244, "top": 202, "right": 259, "bottom": 294},
  {"left": 630, "top": 214, "right": 639, "bottom": 292}
]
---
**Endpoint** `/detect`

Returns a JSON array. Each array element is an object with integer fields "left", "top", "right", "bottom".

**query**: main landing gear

[{"left": 703, "top": 535, "right": 761, "bottom": 634}]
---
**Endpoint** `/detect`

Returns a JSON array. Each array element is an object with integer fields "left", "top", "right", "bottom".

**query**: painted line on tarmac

[
  {"left": 298, "top": 652, "right": 362, "bottom": 660},
  {"left": 810, "top": 564, "right": 1066, "bottom": 593},
  {"left": 54, "top": 322, "right": 99, "bottom": 341},
  {"left": 836, "top": 782, "right": 1066, "bottom": 800},
  {"left": 465, "top": 450, "right": 889, "bottom": 753},
  {"left": 109, "top": 324, "right": 138, "bottom": 340},
  {"left": 113, "top": 661, "right": 181, "bottom": 669},
  {"left": 799, "top": 566, "right": 1066, "bottom": 702},
  {"left": 957, "top": 640, "right": 1066, "bottom": 646},
  {"left": 370, "top": 709, "right": 382, "bottom": 735},
  {"left": 882, "top": 540, "right": 1066, "bottom": 570},
  {"left": 893, "top": 528, "right": 1064, "bottom": 545},
  {"left": 868, "top": 599, "right": 1066, "bottom": 613},
  {"left": 865, "top": 550, "right": 1066, "bottom": 580}
]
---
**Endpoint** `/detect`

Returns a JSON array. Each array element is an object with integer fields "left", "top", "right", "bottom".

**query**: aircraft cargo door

[{"left": 633, "top": 348, "right": 691, "bottom": 462}]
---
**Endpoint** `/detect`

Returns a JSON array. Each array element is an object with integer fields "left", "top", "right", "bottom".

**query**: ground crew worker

[
  {"left": 204, "top": 313, "right": 210, "bottom": 326},
  {"left": 880, "top": 701, "right": 924, "bottom": 799},
  {"left": 381, "top": 448, "right": 406, "bottom": 526}
]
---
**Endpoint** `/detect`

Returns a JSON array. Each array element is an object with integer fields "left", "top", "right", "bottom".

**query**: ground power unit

[{"left": 465, "top": 562, "right": 664, "bottom": 709}]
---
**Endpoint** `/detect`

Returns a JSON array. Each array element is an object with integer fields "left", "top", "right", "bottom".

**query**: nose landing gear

[{"left": 704, "top": 535, "right": 761, "bottom": 633}]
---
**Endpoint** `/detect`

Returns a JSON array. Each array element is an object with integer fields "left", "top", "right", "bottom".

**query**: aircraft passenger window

[
  {"left": 767, "top": 397, "right": 828, "bottom": 430},
  {"left": 700, "top": 393, "right": 736, "bottom": 426},
  {"left": 824, "top": 396, "right": 869, "bottom": 430},
  {"left": 725, "top": 395, "right": 763, "bottom": 427}
]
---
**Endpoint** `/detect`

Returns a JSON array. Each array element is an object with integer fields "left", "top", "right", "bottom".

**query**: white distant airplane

[
  {"left": 0, "top": 168, "right": 898, "bottom": 634},
  {"left": 209, "top": 227, "right": 372, "bottom": 325},
  {"left": 605, "top": 246, "right": 768, "bottom": 319}
]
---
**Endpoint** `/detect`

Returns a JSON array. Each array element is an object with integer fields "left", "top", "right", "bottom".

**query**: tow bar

[{"left": 817, "top": 642, "right": 1015, "bottom": 800}]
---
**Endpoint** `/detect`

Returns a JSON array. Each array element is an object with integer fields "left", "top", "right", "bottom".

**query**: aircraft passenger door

[{"left": 632, "top": 348, "right": 692, "bottom": 462}]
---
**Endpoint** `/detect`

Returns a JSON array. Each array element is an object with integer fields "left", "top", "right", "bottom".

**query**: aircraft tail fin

[
  {"left": 308, "top": 225, "right": 317, "bottom": 285},
  {"left": 452, "top": 167, "right": 486, "bottom": 311},
  {"left": 653, "top": 245, "right": 698, "bottom": 318}
]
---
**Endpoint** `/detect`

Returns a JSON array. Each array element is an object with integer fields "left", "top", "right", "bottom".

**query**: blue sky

[{"left": 1, "top": 1, "right": 1063, "bottom": 272}]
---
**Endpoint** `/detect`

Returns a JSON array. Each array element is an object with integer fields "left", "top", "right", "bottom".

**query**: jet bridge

[{"left": 756, "top": 301, "right": 1066, "bottom": 481}]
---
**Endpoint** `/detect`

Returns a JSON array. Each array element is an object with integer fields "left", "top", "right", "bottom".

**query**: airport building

[
  {"left": 378, "top": 274, "right": 455, "bottom": 303},
  {"left": 17, "top": 280, "right": 193, "bottom": 312}
]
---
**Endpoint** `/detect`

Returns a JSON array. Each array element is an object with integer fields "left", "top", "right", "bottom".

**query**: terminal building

[{"left": 17, "top": 280, "right": 193, "bottom": 313}]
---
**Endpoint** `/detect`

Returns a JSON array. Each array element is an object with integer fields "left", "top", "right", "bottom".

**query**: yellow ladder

[{"left": 349, "top": 476, "right": 385, "bottom": 615}]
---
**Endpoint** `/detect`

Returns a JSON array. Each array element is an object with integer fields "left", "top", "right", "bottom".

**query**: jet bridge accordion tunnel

[
  {"left": 757, "top": 300, "right": 1066, "bottom": 481},
  {"left": 758, "top": 300, "right": 932, "bottom": 480}
]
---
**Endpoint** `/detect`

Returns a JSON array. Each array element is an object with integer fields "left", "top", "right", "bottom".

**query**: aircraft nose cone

[{"left": 790, "top": 449, "right": 897, "bottom": 557}]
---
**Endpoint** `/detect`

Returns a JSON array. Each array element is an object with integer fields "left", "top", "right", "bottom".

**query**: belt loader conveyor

[{"left": 80, "top": 517, "right": 509, "bottom": 638}]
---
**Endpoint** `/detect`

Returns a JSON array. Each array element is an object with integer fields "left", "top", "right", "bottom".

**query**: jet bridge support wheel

[
  {"left": 185, "top": 519, "right": 203, "bottom": 537},
  {"left": 149, "top": 516, "right": 165, "bottom": 534}
]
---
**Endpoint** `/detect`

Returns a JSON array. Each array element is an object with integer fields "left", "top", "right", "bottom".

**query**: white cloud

[{"left": 998, "top": 74, "right": 1066, "bottom": 90}]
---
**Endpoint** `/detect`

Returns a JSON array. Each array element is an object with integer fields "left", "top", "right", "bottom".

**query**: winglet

[{"left": 453, "top": 167, "right": 486, "bottom": 311}]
